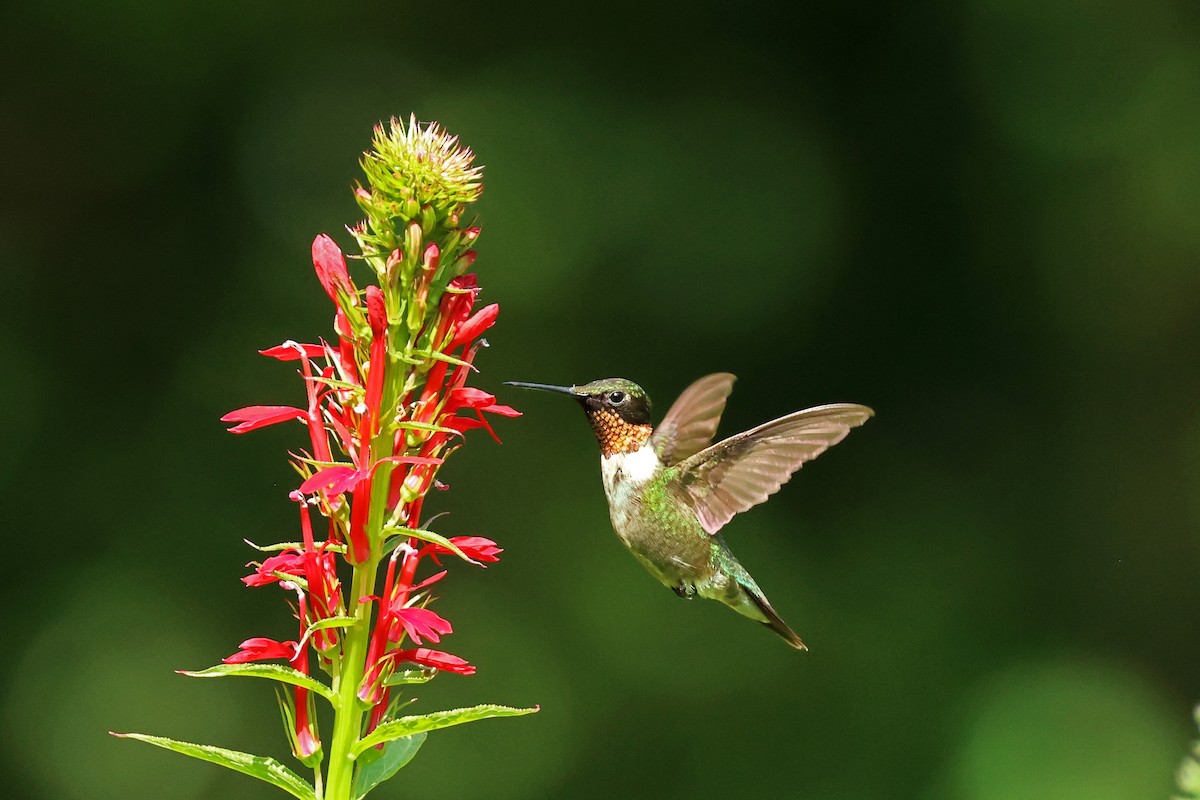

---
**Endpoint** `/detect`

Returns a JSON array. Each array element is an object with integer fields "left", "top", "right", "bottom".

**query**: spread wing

[
  {"left": 675, "top": 403, "right": 874, "bottom": 535},
  {"left": 651, "top": 373, "right": 737, "bottom": 465}
]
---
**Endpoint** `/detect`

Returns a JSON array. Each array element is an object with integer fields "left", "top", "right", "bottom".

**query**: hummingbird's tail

[
  {"left": 742, "top": 586, "right": 808, "bottom": 650},
  {"left": 708, "top": 537, "right": 808, "bottom": 650}
]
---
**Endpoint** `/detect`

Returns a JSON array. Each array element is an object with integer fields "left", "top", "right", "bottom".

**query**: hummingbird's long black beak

[{"left": 503, "top": 381, "right": 581, "bottom": 397}]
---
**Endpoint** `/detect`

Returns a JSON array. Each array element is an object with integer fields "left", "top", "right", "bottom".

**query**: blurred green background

[{"left": 3, "top": 1, "right": 1199, "bottom": 798}]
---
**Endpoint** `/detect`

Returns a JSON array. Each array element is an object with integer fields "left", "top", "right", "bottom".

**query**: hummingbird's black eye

[{"left": 607, "top": 391, "right": 626, "bottom": 404}]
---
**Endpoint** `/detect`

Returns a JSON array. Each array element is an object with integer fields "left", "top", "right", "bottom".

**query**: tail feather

[
  {"left": 709, "top": 537, "right": 807, "bottom": 650},
  {"left": 742, "top": 585, "right": 807, "bottom": 650}
]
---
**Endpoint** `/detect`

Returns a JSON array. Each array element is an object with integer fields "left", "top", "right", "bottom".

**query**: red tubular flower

[
  {"left": 372, "top": 545, "right": 421, "bottom": 653},
  {"left": 347, "top": 477, "right": 373, "bottom": 567},
  {"left": 357, "top": 656, "right": 393, "bottom": 707},
  {"left": 242, "top": 550, "right": 305, "bottom": 587},
  {"left": 286, "top": 603, "right": 321, "bottom": 763},
  {"left": 297, "top": 503, "right": 344, "bottom": 653},
  {"left": 223, "top": 637, "right": 298, "bottom": 664},
  {"left": 388, "top": 606, "right": 453, "bottom": 645},
  {"left": 431, "top": 275, "right": 480, "bottom": 346},
  {"left": 297, "top": 348, "right": 335, "bottom": 466},
  {"left": 441, "top": 386, "right": 521, "bottom": 443},
  {"left": 396, "top": 647, "right": 476, "bottom": 675},
  {"left": 221, "top": 405, "right": 307, "bottom": 434},
  {"left": 422, "top": 536, "right": 503, "bottom": 566},
  {"left": 259, "top": 342, "right": 327, "bottom": 361},
  {"left": 451, "top": 302, "right": 499, "bottom": 348},
  {"left": 341, "top": 286, "right": 391, "bottom": 564},
  {"left": 294, "top": 701, "right": 321, "bottom": 762},
  {"left": 363, "top": 286, "right": 389, "bottom": 435},
  {"left": 359, "top": 645, "right": 476, "bottom": 706},
  {"left": 312, "top": 234, "right": 355, "bottom": 303}
]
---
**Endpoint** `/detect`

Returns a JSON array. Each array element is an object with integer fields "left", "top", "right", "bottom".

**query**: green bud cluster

[
  {"left": 350, "top": 115, "right": 484, "bottom": 346},
  {"left": 354, "top": 115, "right": 481, "bottom": 252}
]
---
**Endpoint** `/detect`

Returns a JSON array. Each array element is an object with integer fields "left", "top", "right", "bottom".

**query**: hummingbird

[{"left": 504, "top": 374, "right": 872, "bottom": 649}]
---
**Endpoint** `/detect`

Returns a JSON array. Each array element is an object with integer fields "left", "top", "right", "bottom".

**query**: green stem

[
  {"left": 325, "top": 422, "right": 397, "bottom": 798},
  {"left": 324, "top": 553, "right": 378, "bottom": 799}
]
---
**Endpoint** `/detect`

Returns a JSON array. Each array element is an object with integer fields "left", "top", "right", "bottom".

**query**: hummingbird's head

[{"left": 504, "top": 378, "right": 653, "bottom": 456}]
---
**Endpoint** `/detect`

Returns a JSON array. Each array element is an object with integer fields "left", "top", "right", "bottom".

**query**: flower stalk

[{"left": 113, "top": 116, "right": 536, "bottom": 800}]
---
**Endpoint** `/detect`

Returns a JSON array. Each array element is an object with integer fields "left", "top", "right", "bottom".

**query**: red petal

[
  {"left": 422, "top": 242, "right": 440, "bottom": 272},
  {"left": 480, "top": 403, "right": 521, "bottom": 418},
  {"left": 259, "top": 342, "right": 325, "bottom": 361},
  {"left": 366, "top": 286, "right": 387, "bottom": 337},
  {"left": 242, "top": 550, "right": 304, "bottom": 586},
  {"left": 442, "top": 417, "right": 485, "bottom": 433},
  {"left": 450, "top": 535, "right": 503, "bottom": 563},
  {"left": 300, "top": 465, "right": 365, "bottom": 496},
  {"left": 473, "top": 409, "right": 501, "bottom": 443},
  {"left": 399, "top": 647, "right": 475, "bottom": 675},
  {"left": 221, "top": 405, "right": 306, "bottom": 433},
  {"left": 296, "top": 728, "right": 321, "bottom": 759},
  {"left": 392, "top": 607, "right": 453, "bottom": 645},
  {"left": 223, "top": 637, "right": 297, "bottom": 664},
  {"left": 409, "top": 570, "right": 448, "bottom": 592},
  {"left": 451, "top": 303, "right": 499, "bottom": 348},
  {"left": 446, "top": 387, "right": 495, "bottom": 411},
  {"left": 312, "top": 234, "right": 352, "bottom": 301}
]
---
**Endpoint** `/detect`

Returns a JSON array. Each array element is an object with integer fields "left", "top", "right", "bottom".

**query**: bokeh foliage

[{"left": 2, "top": 1, "right": 1198, "bottom": 798}]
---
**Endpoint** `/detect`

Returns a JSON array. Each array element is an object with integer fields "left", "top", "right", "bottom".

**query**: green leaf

[
  {"left": 381, "top": 524, "right": 476, "bottom": 563},
  {"left": 352, "top": 704, "right": 538, "bottom": 755},
  {"left": 111, "top": 732, "right": 316, "bottom": 800},
  {"left": 351, "top": 733, "right": 427, "bottom": 799},
  {"left": 179, "top": 664, "right": 336, "bottom": 704}
]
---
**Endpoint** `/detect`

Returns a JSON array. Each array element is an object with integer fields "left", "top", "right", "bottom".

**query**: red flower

[
  {"left": 221, "top": 405, "right": 306, "bottom": 434},
  {"left": 422, "top": 535, "right": 502, "bottom": 566},
  {"left": 395, "top": 647, "right": 476, "bottom": 676},
  {"left": 295, "top": 718, "right": 320, "bottom": 762},
  {"left": 312, "top": 234, "right": 355, "bottom": 303},
  {"left": 442, "top": 274, "right": 480, "bottom": 318},
  {"left": 451, "top": 302, "right": 499, "bottom": 348},
  {"left": 288, "top": 625, "right": 321, "bottom": 762},
  {"left": 440, "top": 386, "right": 520, "bottom": 442},
  {"left": 223, "top": 637, "right": 298, "bottom": 664},
  {"left": 389, "top": 606, "right": 453, "bottom": 645},
  {"left": 242, "top": 550, "right": 305, "bottom": 587},
  {"left": 258, "top": 342, "right": 327, "bottom": 361}
]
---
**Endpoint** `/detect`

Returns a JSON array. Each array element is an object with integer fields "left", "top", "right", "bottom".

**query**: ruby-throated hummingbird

[{"left": 505, "top": 374, "right": 873, "bottom": 649}]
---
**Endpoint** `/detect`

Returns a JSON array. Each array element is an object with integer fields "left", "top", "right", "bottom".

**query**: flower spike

[{"left": 117, "top": 117, "right": 535, "bottom": 799}]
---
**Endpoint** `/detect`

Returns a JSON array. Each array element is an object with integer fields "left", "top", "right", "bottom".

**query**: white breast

[
  {"left": 600, "top": 443, "right": 660, "bottom": 501},
  {"left": 621, "top": 443, "right": 659, "bottom": 481}
]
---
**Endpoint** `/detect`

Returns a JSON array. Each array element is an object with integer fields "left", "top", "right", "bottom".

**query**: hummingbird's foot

[{"left": 672, "top": 582, "right": 696, "bottom": 600}]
